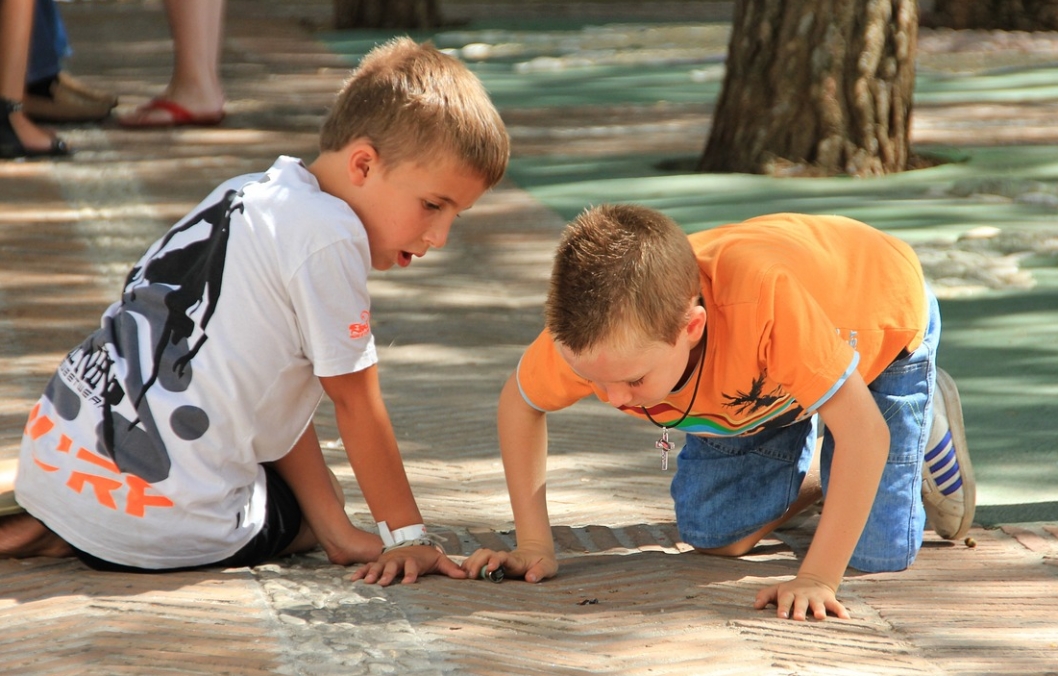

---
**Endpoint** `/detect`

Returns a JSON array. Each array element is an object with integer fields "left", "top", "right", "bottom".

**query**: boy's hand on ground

[
  {"left": 349, "top": 545, "right": 467, "bottom": 586},
  {"left": 462, "top": 547, "right": 557, "bottom": 583},
  {"left": 753, "top": 573, "right": 849, "bottom": 621}
]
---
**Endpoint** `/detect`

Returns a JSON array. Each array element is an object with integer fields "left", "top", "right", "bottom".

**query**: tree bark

[
  {"left": 924, "top": 0, "right": 1058, "bottom": 30},
  {"left": 699, "top": 0, "right": 918, "bottom": 177},
  {"left": 334, "top": 0, "right": 443, "bottom": 30}
]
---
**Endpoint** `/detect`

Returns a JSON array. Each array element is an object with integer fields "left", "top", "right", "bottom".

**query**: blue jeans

[
  {"left": 28, "top": 0, "right": 70, "bottom": 84},
  {"left": 671, "top": 288, "right": 940, "bottom": 573}
]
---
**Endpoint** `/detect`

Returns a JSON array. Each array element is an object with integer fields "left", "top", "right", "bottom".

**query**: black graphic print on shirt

[
  {"left": 722, "top": 372, "right": 785, "bottom": 415},
  {"left": 720, "top": 370, "right": 804, "bottom": 432},
  {"left": 47, "top": 190, "right": 241, "bottom": 483}
]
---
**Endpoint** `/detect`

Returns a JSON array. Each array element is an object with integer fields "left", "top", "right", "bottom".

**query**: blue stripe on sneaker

[
  {"left": 925, "top": 430, "right": 952, "bottom": 463},
  {"left": 941, "top": 476, "right": 963, "bottom": 496},
  {"left": 929, "top": 445, "right": 956, "bottom": 474},
  {"left": 936, "top": 463, "right": 960, "bottom": 487},
  {"left": 925, "top": 426, "right": 966, "bottom": 496}
]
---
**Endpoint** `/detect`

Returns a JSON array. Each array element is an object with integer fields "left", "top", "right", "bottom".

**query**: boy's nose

[
  {"left": 604, "top": 384, "right": 632, "bottom": 407},
  {"left": 423, "top": 221, "right": 451, "bottom": 248}
]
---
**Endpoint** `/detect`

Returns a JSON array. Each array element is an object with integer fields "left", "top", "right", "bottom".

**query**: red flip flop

[{"left": 117, "top": 98, "right": 225, "bottom": 128}]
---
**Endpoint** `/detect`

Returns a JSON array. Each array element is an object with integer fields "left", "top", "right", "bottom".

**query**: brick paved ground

[{"left": 1, "top": 2, "right": 1056, "bottom": 674}]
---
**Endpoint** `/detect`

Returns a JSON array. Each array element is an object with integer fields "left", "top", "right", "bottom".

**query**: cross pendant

[{"left": 655, "top": 429, "right": 675, "bottom": 471}]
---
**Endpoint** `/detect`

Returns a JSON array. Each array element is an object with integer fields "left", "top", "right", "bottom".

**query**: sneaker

[{"left": 921, "top": 368, "right": 976, "bottom": 540}]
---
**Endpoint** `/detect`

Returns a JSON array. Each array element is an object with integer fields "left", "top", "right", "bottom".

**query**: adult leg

[
  {"left": 165, "top": 0, "right": 225, "bottom": 115},
  {"left": 26, "top": 0, "right": 65, "bottom": 85},
  {"left": 118, "top": 0, "right": 226, "bottom": 127},
  {"left": 0, "top": 0, "right": 68, "bottom": 157}
]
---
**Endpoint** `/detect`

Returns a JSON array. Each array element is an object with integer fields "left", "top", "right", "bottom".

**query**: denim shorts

[{"left": 671, "top": 288, "right": 940, "bottom": 573}]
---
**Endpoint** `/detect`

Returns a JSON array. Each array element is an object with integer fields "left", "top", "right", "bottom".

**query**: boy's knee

[
  {"left": 849, "top": 549, "right": 917, "bottom": 573},
  {"left": 694, "top": 540, "right": 757, "bottom": 558}
]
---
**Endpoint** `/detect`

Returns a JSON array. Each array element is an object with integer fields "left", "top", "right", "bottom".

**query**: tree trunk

[
  {"left": 924, "top": 0, "right": 1058, "bottom": 30},
  {"left": 699, "top": 0, "right": 918, "bottom": 177},
  {"left": 334, "top": 0, "right": 443, "bottom": 30}
]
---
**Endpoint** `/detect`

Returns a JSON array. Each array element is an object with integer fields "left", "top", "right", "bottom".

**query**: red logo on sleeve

[{"left": 348, "top": 310, "right": 371, "bottom": 339}]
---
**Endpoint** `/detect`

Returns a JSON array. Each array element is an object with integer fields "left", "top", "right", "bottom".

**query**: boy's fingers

[
  {"left": 827, "top": 598, "right": 850, "bottom": 619},
  {"left": 484, "top": 553, "right": 511, "bottom": 574},
  {"left": 351, "top": 549, "right": 470, "bottom": 586},
  {"left": 524, "top": 558, "right": 556, "bottom": 583},
  {"left": 811, "top": 600, "right": 828, "bottom": 621},
  {"left": 753, "top": 585, "right": 777, "bottom": 610},
  {"left": 774, "top": 590, "right": 794, "bottom": 619},
  {"left": 375, "top": 560, "right": 404, "bottom": 586},
  {"left": 349, "top": 562, "right": 382, "bottom": 584},
  {"left": 462, "top": 549, "right": 507, "bottom": 577},
  {"left": 400, "top": 558, "right": 421, "bottom": 584},
  {"left": 434, "top": 553, "right": 468, "bottom": 579},
  {"left": 460, "top": 550, "right": 489, "bottom": 575}
]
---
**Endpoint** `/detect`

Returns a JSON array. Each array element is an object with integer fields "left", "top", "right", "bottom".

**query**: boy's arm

[
  {"left": 273, "top": 423, "right": 382, "bottom": 564},
  {"left": 321, "top": 366, "right": 465, "bottom": 584},
  {"left": 754, "top": 370, "right": 889, "bottom": 620},
  {"left": 462, "top": 372, "right": 558, "bottom": 582}
]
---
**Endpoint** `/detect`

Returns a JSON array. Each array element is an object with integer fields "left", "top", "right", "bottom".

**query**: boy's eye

[
  {"left": 628, "top": 377, "right": 645, "bottom": 387},
  {"left": 424, "top": 201, "right": 441, "bottom": 211}
]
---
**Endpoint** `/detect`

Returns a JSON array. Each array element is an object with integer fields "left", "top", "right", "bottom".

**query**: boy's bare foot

[{"left": 0, "top": 513, "right": 73, "bottom": 558}]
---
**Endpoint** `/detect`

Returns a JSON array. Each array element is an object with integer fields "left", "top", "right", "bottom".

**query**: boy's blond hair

[
  {"left": 546, "top": 204, "right": 700, "bottom": 353},
  {"left": 320, "top": 37, "right": 509, "bottom": 188}
]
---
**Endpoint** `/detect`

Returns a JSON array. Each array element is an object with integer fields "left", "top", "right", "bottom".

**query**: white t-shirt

[{"left": 16, "top": 156, "right": 376, "bottom": 568}]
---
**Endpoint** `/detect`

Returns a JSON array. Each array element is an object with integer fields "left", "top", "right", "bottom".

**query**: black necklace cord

[{"left": 641, "top": 330, "right": 706, "bottom": 431}]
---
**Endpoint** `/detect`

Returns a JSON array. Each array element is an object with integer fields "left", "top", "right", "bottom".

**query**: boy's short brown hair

[
  {"left": 320, "top": 37, "right": 509, "bottom": 188},
  {"left": 546, "top": 204, "right": 700, "bottom": 353}
]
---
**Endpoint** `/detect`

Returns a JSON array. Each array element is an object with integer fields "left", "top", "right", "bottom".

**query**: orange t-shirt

[{"left": 516, "top": 213, "right": 926, "bottom": 437}]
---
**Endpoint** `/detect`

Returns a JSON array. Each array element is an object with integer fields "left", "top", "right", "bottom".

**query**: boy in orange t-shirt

[{"left": 465, "top": 204, "right": 974, "bottom": 621}]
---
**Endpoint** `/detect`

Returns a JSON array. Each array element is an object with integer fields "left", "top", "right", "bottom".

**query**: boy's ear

[
  {"left": 686, "top": 304, "right": 707, "bottom": 342},
  {"left": 346, "top": 142, "right": 379, "bottom": 186}
]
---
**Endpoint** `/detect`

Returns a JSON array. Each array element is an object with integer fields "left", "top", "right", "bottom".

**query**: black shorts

[{"left": 73, "top": 464, "right": 303, "bottom": 573}]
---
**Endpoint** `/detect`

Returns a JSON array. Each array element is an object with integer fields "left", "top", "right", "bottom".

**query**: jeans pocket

[{"left": 869, "top": 354, "right": 931, "bottom": 464}]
